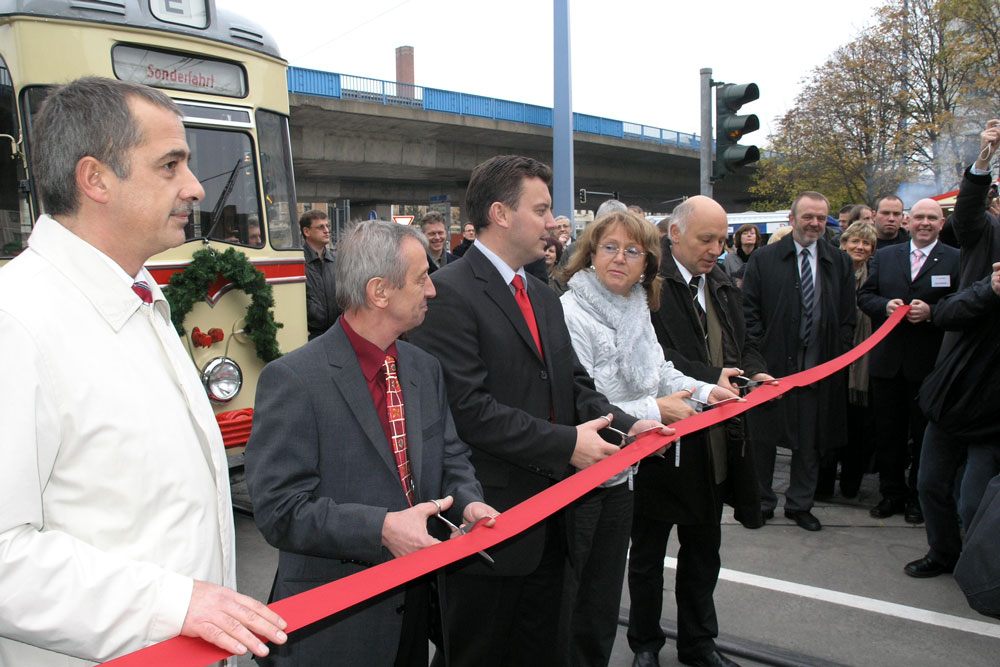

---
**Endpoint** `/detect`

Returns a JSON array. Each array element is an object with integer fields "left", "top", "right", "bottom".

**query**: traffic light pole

[{"left": 700, "top": 67, "right": 713, "bottom": 198}]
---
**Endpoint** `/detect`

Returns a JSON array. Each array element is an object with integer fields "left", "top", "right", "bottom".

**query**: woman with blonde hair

[
  {"left": 817, "top": 221, "right": 878, "bottom": 498},
  {"left": 557, "top": 211, "right": 737, "bottom": 666}
]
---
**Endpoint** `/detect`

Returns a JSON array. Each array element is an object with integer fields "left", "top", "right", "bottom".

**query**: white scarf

[{"left": 566, "top": 268, "right": 659, "bottom": 399}]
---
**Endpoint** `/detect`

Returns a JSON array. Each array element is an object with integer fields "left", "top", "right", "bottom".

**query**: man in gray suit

[{"left": 246, "top": 220, "right": 497, "bottom": 666}]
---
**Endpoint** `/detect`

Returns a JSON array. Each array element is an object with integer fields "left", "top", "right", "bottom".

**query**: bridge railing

[{"left": 287, "top": 66, "right": 703, "bottom": 150}]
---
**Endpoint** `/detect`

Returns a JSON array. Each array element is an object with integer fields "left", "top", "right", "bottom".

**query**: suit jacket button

[{"left": 540, "top": 370, "right": 548, "bottom": 380}]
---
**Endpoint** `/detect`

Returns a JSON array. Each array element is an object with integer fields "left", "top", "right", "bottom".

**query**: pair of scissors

[{"left": 431, "top": 499, "right": 495, "bottom": 565}]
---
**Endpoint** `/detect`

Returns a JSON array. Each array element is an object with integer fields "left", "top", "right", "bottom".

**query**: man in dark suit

[
  {"left": 408, "top": 155, "right": 667, "bottom": 666},
  {"left": 245, "top": 220, "right": 497, "bottom": 666},
  {"left": 630, "top": 196, "right": 774, "bottom": 667},
  {"left": 858, "top": 198, "right": 959, "bottom": 524},
  {"left": 742, "top": 191, "right": 857, "bottom": 532}
]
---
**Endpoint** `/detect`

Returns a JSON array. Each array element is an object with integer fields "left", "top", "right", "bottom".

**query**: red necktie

[
  {"left": 511, "top": 274, "right": 543, "bottom": 359},
  {"left": 383, "top": 355, "right": 416, "bottom": 506},
  {"left": 132, "top": 280, "right": 153, "bottom": 304}
]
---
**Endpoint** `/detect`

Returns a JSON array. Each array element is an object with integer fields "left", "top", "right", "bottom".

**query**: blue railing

[{"left": 287, "top": 67, "right": 703, "bottom": 151}]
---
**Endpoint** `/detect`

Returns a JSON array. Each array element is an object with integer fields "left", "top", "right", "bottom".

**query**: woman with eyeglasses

[{"left": 556, "top": 211, "right": 738, "bottom": 667}]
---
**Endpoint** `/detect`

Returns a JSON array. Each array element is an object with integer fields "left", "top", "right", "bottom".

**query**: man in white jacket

[{"left": 0, "top": 77, "right": 286, "bottom": 665}]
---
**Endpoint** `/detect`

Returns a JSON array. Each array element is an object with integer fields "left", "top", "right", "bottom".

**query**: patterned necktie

[
  {"left": 911, "top": 248, "right": 925, "bottom": 280},
  {"left": 800, "top": 248, "right": 815, "bottom": 348},
  {"left": 688, "top": 276, "right": 708, "bottom": 342},
  {"left": 383, "top": 355, "right": 416, "bottom": 506},
  {"left": 511, "top": 274, "right": 543, "bottom": 359},
  {"left": 132, "top": 280, "right": 153, "bottom": 304}
]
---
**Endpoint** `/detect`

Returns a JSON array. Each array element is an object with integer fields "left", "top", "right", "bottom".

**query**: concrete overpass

[{"left": 286, "top": 69, "right": 757, "bottom": 218}]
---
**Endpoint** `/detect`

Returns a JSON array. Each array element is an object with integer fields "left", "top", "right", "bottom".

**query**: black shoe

[
  {"left": 679, "top": 649, "right": 742, "bottom": 667},
  {"left": 904, "top": 500, "right": 924, "bottom": 524},
  {"left": 784, "top": 509, "right": 822, "bottom": 531},
  {"left": 632, "top": 650, "right": 660, "bottom": 667},
  {"left": 904, "top": 555, "right": 954, "bottom": 578},
  {"left": 869, "top": 497, "right": 906, "bottom": 519},
  {"left": 762, "top": 508, "right": 774, "bottom": 521}
]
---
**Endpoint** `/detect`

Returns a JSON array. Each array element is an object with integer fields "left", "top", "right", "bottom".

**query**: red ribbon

[{"left": 104, "top": 306, "right": 910, "bottom": 666}]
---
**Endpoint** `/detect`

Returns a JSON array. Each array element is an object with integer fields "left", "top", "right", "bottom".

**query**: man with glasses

[{"left": 301, "top": 210, "right": 340, "bottom": 340}]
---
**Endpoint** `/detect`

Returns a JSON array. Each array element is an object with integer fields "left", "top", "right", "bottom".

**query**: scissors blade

[
  {"left": 433, "top": 513, "right": 495, "bottom": 564},
  {"left": 623, "top": 425, "right": 665, "bottom": 446}
]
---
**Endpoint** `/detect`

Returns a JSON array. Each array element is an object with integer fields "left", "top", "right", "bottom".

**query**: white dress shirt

[{"left": 0, "top": 216, "right": 235, "bottom": 666}]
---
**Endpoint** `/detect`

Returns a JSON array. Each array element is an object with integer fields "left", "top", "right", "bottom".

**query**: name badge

[{"left": 931, "top": 275, "right": 951, "bottom": 287}]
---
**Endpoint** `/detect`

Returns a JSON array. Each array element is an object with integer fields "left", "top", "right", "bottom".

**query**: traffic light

[
  {"left": 578, "top": 188, "right": 587, "bottom": 204},
  {"left": 714, "top": 82, "right": 760, "bottom": 180}
]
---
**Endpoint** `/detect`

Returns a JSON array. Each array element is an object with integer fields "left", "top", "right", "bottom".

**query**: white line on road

[{"left": 663, "top": 557, "right": 1000, "bottom": 639}]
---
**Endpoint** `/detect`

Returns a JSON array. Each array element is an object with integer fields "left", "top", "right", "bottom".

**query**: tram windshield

[{"left": 184, "top": 127, "right": 262, "bottom": 247}]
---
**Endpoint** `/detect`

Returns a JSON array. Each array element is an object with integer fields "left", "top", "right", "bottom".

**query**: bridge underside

[{"left": 289, "top": 93, "right": 756, "bottom": 215}]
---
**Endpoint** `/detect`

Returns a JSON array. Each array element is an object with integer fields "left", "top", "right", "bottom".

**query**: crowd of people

[{"left": 2, "top": 75, "right": 998, "bottom": 667}]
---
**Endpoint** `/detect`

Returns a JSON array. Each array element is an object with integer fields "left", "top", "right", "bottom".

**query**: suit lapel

[
  {"left": 467, "top": 247, "right": 545, "bottom": 362},
  {"left": 396, "top": 345, "right": 424, "bottom": 498},
  {"left": 325, "top": 326, "right": 398, "bottom": 477}
]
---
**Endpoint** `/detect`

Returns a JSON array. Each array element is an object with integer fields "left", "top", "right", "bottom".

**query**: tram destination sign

[{"left": 112, "top": 45, "right": 247, "bottom": 98}]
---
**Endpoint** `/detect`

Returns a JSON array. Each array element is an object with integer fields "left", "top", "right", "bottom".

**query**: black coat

[
  {"left": 857, "top": 240, "right": 959, "bottom": 381},
  {"left": 918, "top": 168, "right": 1000, "bottom": 438},
  {"left": 641, "top": 249, "right": 767, "bottom": 527},
  {"left": 408, "top": 245, "right": 636, "bottom": 576},
  {"left": 742, "top": 234, "right": 856, "bottom": 453}
]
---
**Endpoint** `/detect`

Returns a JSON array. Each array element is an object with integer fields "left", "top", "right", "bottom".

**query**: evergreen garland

[{"left": 164, "top": 247, "right": 283, "bottom": 362}]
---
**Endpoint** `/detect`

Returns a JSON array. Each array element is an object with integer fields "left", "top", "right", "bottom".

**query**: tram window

[
  {"left": 183, "top": 127, "right": 263, "bottom": 247},
  {"left": 0, "top": 59, "right": 27, "bottom": 258},
  {"left": 255, "top": 109, "right": 298, "bottom": 249}
]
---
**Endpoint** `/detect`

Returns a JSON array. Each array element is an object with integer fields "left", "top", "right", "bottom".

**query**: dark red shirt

[{"left": 340, "top": 315, "right": 399, "bottom": 445}]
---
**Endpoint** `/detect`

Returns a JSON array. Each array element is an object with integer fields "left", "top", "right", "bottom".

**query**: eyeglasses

[{"left": 598, "top": 243, "right": 645, "bottom": 262}]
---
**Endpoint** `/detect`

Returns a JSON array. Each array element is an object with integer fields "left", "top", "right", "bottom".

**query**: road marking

[{"left": 663, "top": 557, "right": 1000, "bottom": 639}]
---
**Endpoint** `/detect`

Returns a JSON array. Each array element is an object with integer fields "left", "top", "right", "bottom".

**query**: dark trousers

[
  {"left": 754, "top": 385, "right": 820, "bottom": 513},
  {"left": 841, "top": 400, "right": 875, "bottom": 496},
  {"left": 434, "top": 523, "right": 565, "bottom": 667},
  {"left": 871, "top": 375, "right": 927, "bottom": 502},
  {"left": 560, "top": 483, "right": 633, "bottom": 667},
  {"left": 917, "top": 421, "right": 967, "bottom": 565},
  {"left": 627, "top": 514, "right": 722, "bottom": 661}
]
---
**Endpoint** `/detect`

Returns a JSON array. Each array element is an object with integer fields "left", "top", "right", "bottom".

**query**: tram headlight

[{"left": 201, "top": 356, "right": 243, "bottom": 403}]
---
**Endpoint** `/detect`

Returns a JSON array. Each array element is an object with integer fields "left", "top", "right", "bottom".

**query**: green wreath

[{"left": 164, "top": 247, "right": 283, "bottom": 363}]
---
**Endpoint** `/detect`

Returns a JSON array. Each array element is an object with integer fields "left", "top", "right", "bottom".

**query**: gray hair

[
  {"left": 32, "top": 77, "right": 181, "bottom": 216},
  {"left": 336, "top": 220, "right": 428, "bottom": 311},
  {"left": 595, "top": 199, "right": 627, "bottom": 218},
  {"left": 669, "top": 199, "right": 695, "bottom": 235}
]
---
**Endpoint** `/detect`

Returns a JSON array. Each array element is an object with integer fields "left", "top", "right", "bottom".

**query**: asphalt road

[{"left": 233, "top": 450, "right": 1000, "bottom": 666}]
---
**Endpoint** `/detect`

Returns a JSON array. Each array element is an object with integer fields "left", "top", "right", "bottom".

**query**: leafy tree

[{"left": 752, "top": 38, "right": 914, "bottom": 210}]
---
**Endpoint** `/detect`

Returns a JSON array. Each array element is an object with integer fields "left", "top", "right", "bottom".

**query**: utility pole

[
  {"left": 700, "top": 67, "right": 713, "bottom": 197},
  {"left": 553, "top": 0, "right": 574, "bottom": 220}
]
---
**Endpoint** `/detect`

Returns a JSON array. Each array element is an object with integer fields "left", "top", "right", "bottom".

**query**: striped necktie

[
  {"left": 800, "top": 248, "right": 814, "bottom": 347},
  {"left": 689, "top": 275, "right": 707, "bottom": 342}
]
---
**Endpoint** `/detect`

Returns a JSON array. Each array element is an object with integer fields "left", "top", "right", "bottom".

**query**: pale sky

[{"left": 217, "top": 0, "right": 883, "bottom": 146}]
